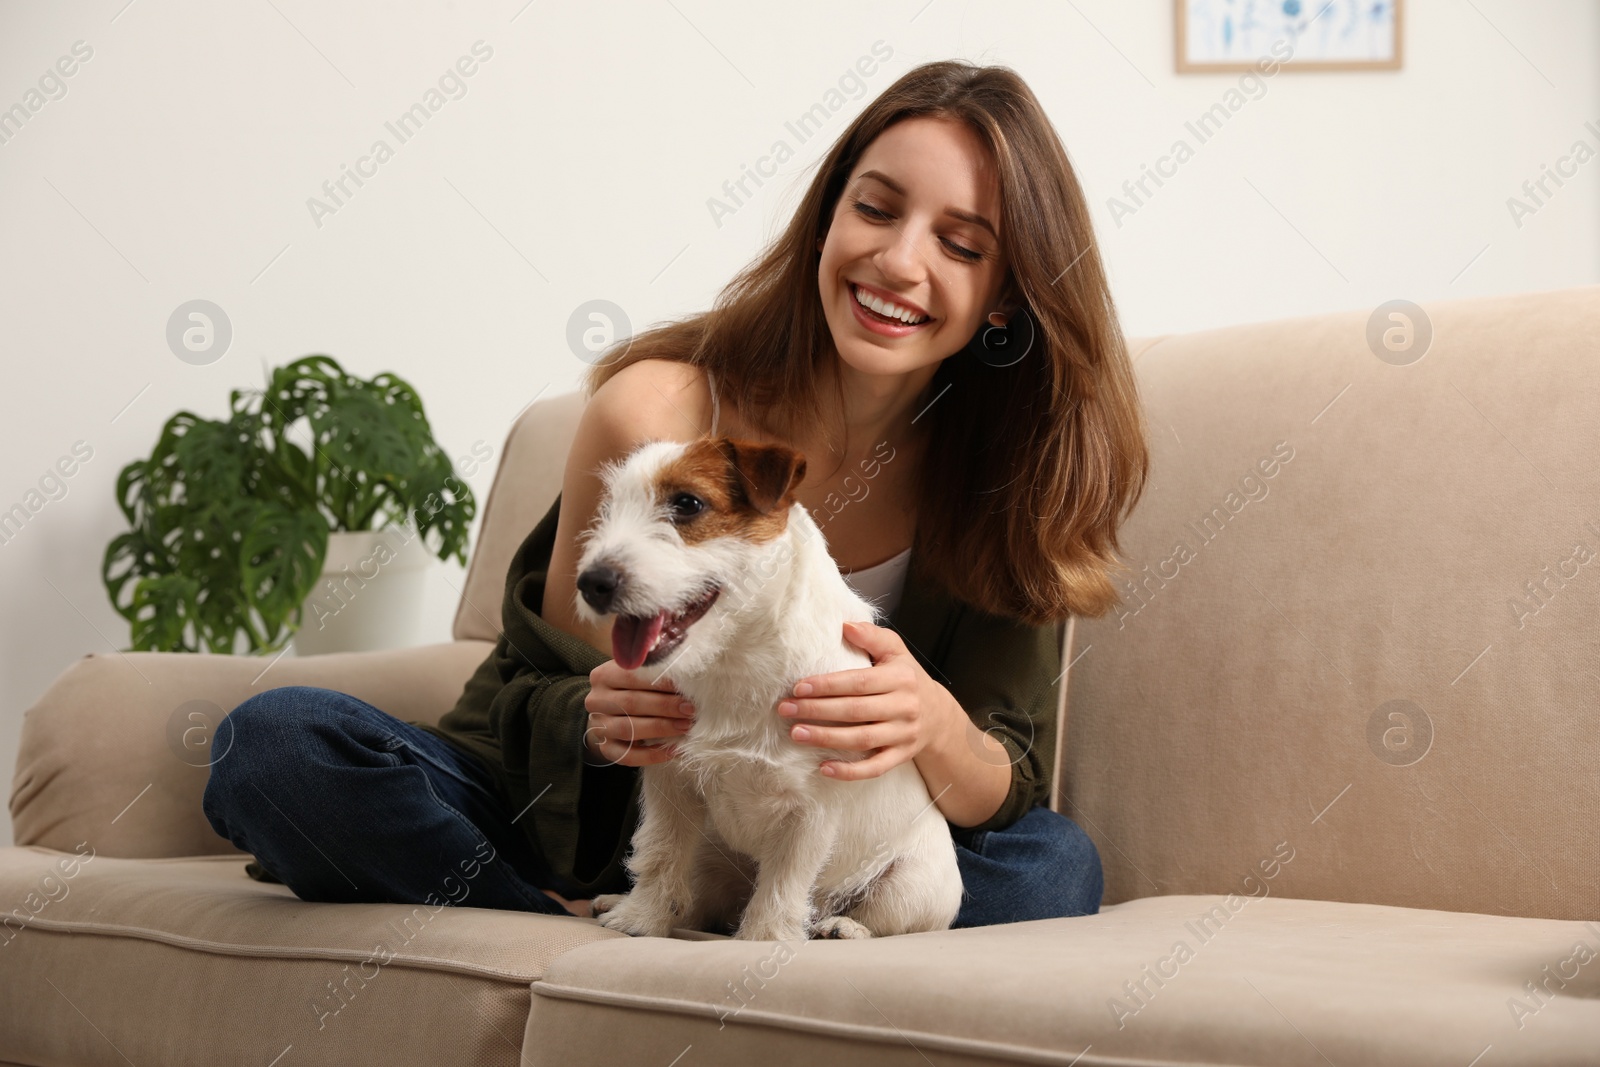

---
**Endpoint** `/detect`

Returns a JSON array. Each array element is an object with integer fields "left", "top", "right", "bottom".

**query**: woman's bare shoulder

[{"left": 585, "top": 358, "right": 713, "bottom": 441}]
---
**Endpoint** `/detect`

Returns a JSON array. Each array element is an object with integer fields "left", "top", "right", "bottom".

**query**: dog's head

[{"left": 574, "top": 435, "right": 807, "bottom": 675}]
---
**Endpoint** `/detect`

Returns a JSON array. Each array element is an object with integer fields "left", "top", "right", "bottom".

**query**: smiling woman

[{"left": 211, "top": 59, "right": 1144, "bottom": 935}]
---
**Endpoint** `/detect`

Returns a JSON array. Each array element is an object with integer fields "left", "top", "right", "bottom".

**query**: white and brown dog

[{"left": 573, "top": 435, "right": 962, "bottom": 941}]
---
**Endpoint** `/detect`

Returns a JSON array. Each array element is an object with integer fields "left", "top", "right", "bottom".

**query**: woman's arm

[
  {"left": 913, "top": 687, "right": 1015, "bottom": 827},
  {"left": 780, "top": 607, "right": 1065, "bottom": 832},
  {"left": 928, "top": 603, "right": 1065, "bottom": 832}
]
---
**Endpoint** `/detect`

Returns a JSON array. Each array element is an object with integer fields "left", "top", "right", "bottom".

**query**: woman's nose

[{"left": 876, "top": 223, "right": 929, "bottom": 284}]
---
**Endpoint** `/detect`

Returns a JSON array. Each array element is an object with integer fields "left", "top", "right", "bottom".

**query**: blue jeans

[{"left": 202, "top": 686, "right": 1104, "bottom": 927}]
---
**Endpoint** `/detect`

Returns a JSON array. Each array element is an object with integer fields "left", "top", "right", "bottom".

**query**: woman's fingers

[
  {"left": 585, "top": 712, "right": 691, "bottom": 763},
  {"left": 601, "top": 739, "right": 675, "bottom": 764},
  {"left": 819, "top": 747, "right": 901, "bottom": 781},
  {"left": 584, "top": 687, "right": 695, "bottom": 724},
  {"left": 592, "top": 734, "right": 681, "bottom": 767},
  {"left": 594, "top": 659, "right": 682, "bottom": 695},
  {"left": 591, "top": 711, "right": 694, "bottom": 744},
  {"left": 632, "top": 741, "right": 682, "bottom": 765},
  {"left": 791, "top": 665, "right": 882, "bottom": 698},
  {"left": 788, "top": 720, "right": 909, "bottom": 754},
  {"left": 779, "top": 695, "right": 875, "bottom": 722}
]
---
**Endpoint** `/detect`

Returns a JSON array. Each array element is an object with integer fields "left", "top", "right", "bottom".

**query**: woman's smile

[{"left": 847, "top": 280, "right": 934, "bottom": 337}]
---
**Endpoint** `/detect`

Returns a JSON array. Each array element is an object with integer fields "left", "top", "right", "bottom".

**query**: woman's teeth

[{"left": 852, "top": 284, "right": 928, "bottom": 326}]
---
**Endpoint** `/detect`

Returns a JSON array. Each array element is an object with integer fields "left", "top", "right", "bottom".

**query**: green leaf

[
  {"left": 128, "top": 573, "right": 201, "bottom": 653},
  {"left": 241, "top": 503, "right": 329, "bottom": 650}
]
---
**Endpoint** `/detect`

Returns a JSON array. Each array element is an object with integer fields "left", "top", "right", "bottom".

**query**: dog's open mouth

[{"left": 612, "top": 586, "right": 721, "bottom": 671}]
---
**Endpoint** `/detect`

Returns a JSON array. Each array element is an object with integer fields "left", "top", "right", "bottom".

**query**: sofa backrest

[
  {"left": 1064, "top": 284, "right": 1600, "bottom": 921},
  {"left": 453, "top": 389, "right": 587, "bottom": 645}
]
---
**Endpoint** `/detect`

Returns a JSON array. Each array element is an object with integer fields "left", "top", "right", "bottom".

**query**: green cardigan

[{"left": 412, "top": 493, "right": 1066, "bottom": 897}]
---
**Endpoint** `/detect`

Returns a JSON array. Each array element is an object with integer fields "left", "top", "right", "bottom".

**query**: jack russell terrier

[{"left": 572, "top": 435, "right": 963, "bottom": 941}]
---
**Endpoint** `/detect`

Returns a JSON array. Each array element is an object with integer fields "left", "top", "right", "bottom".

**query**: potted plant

[{"left": 103, "top": 354, "right": 476, "bottom": 655}]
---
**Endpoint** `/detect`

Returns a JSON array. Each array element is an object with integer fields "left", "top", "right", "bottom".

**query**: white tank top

[
  {"left": 706, "top": 366, "right": 912, "bottom": 618},
  {"left": 841, "top": 546, "right": 913, "bottom": 619}
]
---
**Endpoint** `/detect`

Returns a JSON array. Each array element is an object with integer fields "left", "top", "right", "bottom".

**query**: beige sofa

[{"left": 5, "top": 284, "right": 1597, "bottom": 1066}]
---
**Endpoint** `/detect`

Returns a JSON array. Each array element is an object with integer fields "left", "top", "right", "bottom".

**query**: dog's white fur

[{"left": 573, "top": 439, "right": 963, "bottom": 941}]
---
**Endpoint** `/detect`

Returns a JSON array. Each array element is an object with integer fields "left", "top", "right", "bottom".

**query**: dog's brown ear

[{"left": 719, "top": 437, "right": 806, "bottom": 515}]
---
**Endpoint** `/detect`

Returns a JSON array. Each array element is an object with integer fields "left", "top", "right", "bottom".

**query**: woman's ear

[{"left": 988, "top": 280, "right": 1026, "bottom": 326}]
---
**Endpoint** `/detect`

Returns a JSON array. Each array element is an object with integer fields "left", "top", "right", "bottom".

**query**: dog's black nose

[{"left": 576, "top": 564, "right": 623, "bottom": 614}]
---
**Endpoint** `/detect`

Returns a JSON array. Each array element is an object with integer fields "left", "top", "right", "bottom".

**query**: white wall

[{"left": 1, "top": 0, "right": 1594, "bottom": 847}]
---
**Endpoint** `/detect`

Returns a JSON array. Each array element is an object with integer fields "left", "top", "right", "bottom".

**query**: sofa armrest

[{"left": 8, "top": 640, "right": 494, "bottom": 859}]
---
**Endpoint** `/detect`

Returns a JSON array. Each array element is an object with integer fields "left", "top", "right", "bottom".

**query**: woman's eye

[
  {"left": 852, "top": 199, "right": 984, "bottom": 262},
  {"left": 943, "top": 238, "right": 983, "bottom": 262},
  {"left": 670, "top": 493, "right": 705, "bottom": 520}
]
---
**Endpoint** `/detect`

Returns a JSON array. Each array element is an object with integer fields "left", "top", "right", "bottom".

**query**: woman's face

[{"left": 817, "top": 115, "right": 1009, "bottom": 378}]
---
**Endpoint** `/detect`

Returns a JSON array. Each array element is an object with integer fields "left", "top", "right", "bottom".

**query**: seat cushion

[
  {"left": 0, "top": 846, "right": 624, "bottom": 1067},
  {"left": 527, "top": 893, "right": 1600, "bottom": 1066}
]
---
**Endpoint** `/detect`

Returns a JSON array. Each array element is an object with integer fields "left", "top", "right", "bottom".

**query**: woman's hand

[
  {"left": 776, "top": 620, "right": 962, "bottom": 780},
  {"left": 583, "top": 660, "right": 695, "bottom": 767}
]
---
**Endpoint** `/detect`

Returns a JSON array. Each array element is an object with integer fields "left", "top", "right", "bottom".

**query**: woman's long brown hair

[{"left": 582, "top": 59, "right": 1149, "bottom": 625}]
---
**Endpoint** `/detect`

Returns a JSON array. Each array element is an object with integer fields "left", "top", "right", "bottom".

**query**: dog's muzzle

[{"left": 577, "top": 563, "right": 721, "bottom": 671}]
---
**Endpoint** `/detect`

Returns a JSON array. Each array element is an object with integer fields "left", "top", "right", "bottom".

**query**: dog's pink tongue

[{"left": 612, "top": 611, "right": 668, "bottom": 671}]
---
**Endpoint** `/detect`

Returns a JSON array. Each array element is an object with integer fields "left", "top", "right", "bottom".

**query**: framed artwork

[{"left": 1176, "top": 0, "right": 1404, "bottom": 73}]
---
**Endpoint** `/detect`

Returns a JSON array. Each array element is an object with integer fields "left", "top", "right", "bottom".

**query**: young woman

[{"left": 203, "top": 59, "right": 1148, "bottom": 932}]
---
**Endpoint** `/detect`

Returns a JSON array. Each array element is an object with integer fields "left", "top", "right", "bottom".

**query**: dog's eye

[{"left": 669, "top": 493, "right": 706, "bottom": 521}]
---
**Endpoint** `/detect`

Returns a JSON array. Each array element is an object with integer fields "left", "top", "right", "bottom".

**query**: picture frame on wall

[{"left": 1176, "top": 0, "right": 1404, "bottom": 73}]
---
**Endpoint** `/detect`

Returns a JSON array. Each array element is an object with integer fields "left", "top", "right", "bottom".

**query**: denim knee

[
  {"left": 1015, "top": 806, "right": 1104, "bottom": 918},
  {"left": 202, "top": 686, "right": 339, "bottom": 823},
  {"left": 1048, "top": 810, "right": 1104, "bottom": 916}
]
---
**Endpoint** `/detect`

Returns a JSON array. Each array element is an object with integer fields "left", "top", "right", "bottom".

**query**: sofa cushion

[
  {"left": 1065, "top": 284, "right": 1600, "bottom": 920},
  {"left": 0, "top": 847, "right": 623, "bottom": 1067},
  {"left": 9, "top": 639, "right": 494, "bottom": 860},
  {"left": 527, "top": 893, "right": 1600, "bottom": 1066}
]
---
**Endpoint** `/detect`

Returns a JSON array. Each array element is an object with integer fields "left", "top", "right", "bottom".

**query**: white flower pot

[{"left": 291, "top": 525, "right": 433, "bottom": 656}]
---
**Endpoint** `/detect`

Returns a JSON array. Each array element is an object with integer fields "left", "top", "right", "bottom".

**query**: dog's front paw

[
  {"left": 596, "top": 892, "right": 679, "bottom": 938},
  {"left": 811, "top": 915, "right": 875, "bottom": 940},
  {"left": 589, "top": 893, "right": 627, "bottom": 916}
]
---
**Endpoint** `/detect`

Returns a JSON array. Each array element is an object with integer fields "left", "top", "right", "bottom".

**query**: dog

[{"left": 571, "top": 435, "right": 963, "bottom": 941}]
